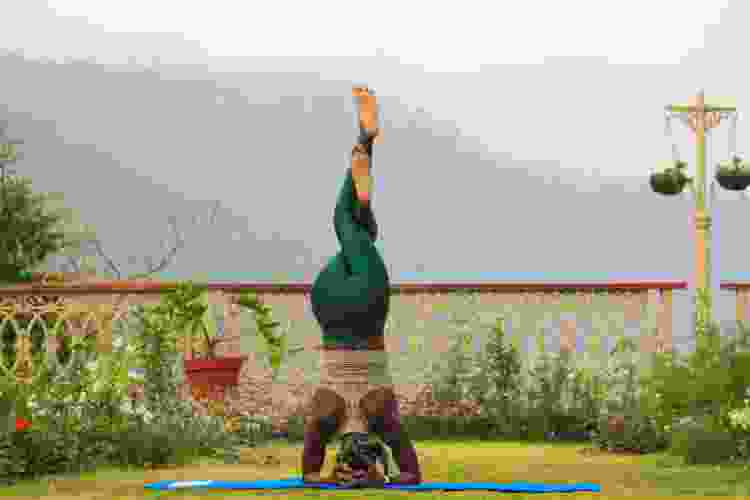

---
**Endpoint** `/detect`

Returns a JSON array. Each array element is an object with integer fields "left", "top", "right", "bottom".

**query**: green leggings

[{"left": 310, "top": 163, "right": 390, "bottom": 348}]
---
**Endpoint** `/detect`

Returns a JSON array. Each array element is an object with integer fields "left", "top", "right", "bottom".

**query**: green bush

[
  {"left": 467, "top": 415, "right": 503, "bottom": 441},
  {"left": 639, "top": 312, "right": 750, "bottom": 463},
  {"left": 478, "top": 398, "right": 527, "bottom": 441},
  {"left": 460, "top": 317, "right": 528, "bottom": 440},
  {"left": 285, "top": 414, "right": 306, "bottom": 443},
  {"left": 590, "top": 411, "right": 668, "bottom": 454},
  {"left": 669, "top": 416, "right": 738, "bottom": 465},
  {"left": 0, "top": 422, "right": 73, "bottom": 480},
  {"left": 547, "top": 411, "right": 589, "bottom": 442},
  {"left": 107, "top": 417, "right": 207, "bottom": 468},
  {"left": 229, "top": 415, "right": 275, "bottom": 448},
  {"left": 0, "top": 282, "right": 259, "bottom": 484}
]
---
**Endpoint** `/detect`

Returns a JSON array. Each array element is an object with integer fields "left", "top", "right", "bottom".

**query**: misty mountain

[{"left": 0, "top": 49, "right": 747, "bottom": 285}]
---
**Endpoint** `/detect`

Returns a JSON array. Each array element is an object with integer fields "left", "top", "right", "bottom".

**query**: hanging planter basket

[
  {"left": 715, "top": 156, "right": 750, "bottom": 191},
  {"left": 184, "top": 356, "right": 247, "bottom": 401},
  {"left": 649, "top": 161, "right": 690, "bottom": 196}
]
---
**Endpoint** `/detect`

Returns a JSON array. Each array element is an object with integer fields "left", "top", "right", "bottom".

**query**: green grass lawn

[{"left": 1, "top": 439, "right": 749, "bottom": 499}]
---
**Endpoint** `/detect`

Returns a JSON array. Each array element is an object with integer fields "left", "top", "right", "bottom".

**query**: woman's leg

[{"left": 310, "top": 161, "right": 389, "bottom": 340}]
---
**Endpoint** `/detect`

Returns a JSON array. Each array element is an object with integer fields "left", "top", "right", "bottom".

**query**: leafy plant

[
  {"left": 464, "top": 317, "right": 524, "bottom": 437},
  {"left": 0, "top": 330, "right": 114, "bottom": 481},
  {"left": 151, "top": 280, "right": 303, "bottom": 383},
  {"left": 639, "top": 286, "right": 750, "bottom": 464},
  {"left": 234, "top": 291, "right": 303, "bottom": 379},
  {"left": 108, "top": 293, "right": 242, "bottom": 467},
  {"left": 524, "top": 343, "right": 576, "bottom": 441},
  {"left": 429, "top": 331, "right": 475, "bottom": 406},
  {"left": 669, "top": 415, "right": 738, "bottom": 465},
  {"left": 0, "top": 175, "right": 68, "bottom": 283}
]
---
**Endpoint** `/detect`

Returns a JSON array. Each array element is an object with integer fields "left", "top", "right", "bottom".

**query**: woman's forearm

[
  {"left": 302, "top": 427, "right": 326, "bottom": 476},
  {"left": 380, "top": 397, "right": 422, "bottom": 484}
]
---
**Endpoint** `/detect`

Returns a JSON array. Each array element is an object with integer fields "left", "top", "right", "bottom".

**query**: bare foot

[{"left": 353, "top": 86, "right": 381, "bottom": 144}]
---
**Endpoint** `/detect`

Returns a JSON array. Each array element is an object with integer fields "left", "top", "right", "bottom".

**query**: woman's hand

[
  {"left": 366, "top": 462, "right": 387, "bottom": 483},
  {"left": 332, "top": 463, "right": 357, "bottom": 483},
  {"left": 302, "top": 472, "right": 339, "bottom": 484},
  {"left": 333, "top": 463, "right": 386, "bottom": 486}
]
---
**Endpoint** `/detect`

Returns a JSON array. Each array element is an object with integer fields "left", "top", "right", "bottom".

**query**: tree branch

[
  {"left": 65, "top": 255, "right": 81, "bottom": 273},
  {"left": 129, "top": 214, "right": 184, "bottom": 279},
  {"left": 90, "top": 239, "right": 122, "bottom": 279},
  {"left": 63, "top": 200, "right": 220, "bottom": 281}
]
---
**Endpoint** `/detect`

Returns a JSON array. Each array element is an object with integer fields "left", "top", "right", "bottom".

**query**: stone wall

[{"left": 183, "top": 286, "right": 678, "bottom": 431}]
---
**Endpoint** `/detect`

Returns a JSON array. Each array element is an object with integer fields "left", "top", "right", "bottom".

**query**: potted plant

[
  {"left": 715, "top": 155, "right": 750, "bottom": 191},
  {"left": 176, "top": 283, "right": 299, "bottom": 401},
  {"left": 649, "top": 160, "right": 691, "bottom": 196},
  {"left": 170, "top": 282, "right": 246, "bottom": 401}
]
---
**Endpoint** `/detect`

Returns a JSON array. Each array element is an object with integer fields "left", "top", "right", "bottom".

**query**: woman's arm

[
  {"left": 378, "top": 395, "right": 422, "bottom": 484},
  {"left": 302, "top": 424, "right": 327, "bottom": 481},
  {"left": 302, "top": 388, "right": 346, "bottom": 483}
]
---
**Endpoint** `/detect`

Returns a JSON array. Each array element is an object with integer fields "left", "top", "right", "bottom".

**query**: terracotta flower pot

[{"left": 184, "top": 356, "right": 247, "bottom": 401}]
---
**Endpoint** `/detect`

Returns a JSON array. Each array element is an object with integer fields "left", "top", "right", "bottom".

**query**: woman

[{"left": 302, "top": 87, "right": 421, "bottom": 486}]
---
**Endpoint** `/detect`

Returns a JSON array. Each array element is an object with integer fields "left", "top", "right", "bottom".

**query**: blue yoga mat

[{"left": 145, "top": 478, "right": 601, "bottom": 493}]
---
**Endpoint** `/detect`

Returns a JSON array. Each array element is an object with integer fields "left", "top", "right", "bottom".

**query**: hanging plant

[
  {"left": 715, "top": 155, "right": 750, "bottom": 191},
  {"left": 649, "top": 160, "right": 691, "bottom": 196}
]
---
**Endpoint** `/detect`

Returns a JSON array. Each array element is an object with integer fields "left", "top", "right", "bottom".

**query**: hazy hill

[{"left": 0, "top": 50, "right": 746, "bottom": 289}]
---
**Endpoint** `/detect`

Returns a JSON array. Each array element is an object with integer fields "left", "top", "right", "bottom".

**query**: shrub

[
  {"left": 590, "top": 410, "right": 668, "bottom": 454},
  {"left": 463, "top": 317, "right": 525, "bottom": 439},
  {"left": 524, "top": 347, "right": 582, "bottom": 442},
  {"left": 470, "top": 318, "right": 522, "bottom": 414},
  {"left": 227, "top": 414, "right": 275, "bottom": 448},
  {"left": 640, "top": 313, "right": 750, "bottom": 464},
  {"left": 0, "top": 418, "right": 75, "bottom": 480},
  {"left": 0, "top": 283, "right": 254, "bottom": 484},
  {"left": 669, "top": 415, "right": 738, "bottom": 465},
  {"left": 429, "top": 331, "right": 475, "bottom": 406},
  {"left": 281, "top": 414, "right": 306, "bottom": 443},
  {"left": 0, "top": 174, "right": 69, "bottom": 283}
]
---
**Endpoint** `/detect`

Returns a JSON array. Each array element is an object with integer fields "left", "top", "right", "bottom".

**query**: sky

[
  {"left": 1, "top": 1, "right": 750, "bottom": 336},
  {"left": 4, "top": 1, "right": 741, "bottom": 178},
  {"left": 38, "top": 1, "right": 723, "bottom": 67}
]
